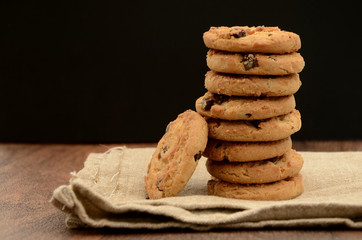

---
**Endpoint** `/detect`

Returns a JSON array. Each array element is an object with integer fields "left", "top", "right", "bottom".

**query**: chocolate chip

[
  {"left": 231, "top": 29, "right": 246, "bottom": 38},
  {"left": 248, "top": 120, "right": 262, "bottom": 129},
  {"left": 201, "top": 97, "right": 214, "bottom": 111},
  {"left": 241, "top": 54, "right": 258, "bottom": 70},
  {"left": 162, "top": 146, "right": 168, "bottom": 153},
  {"left": 268, "top": 33, "right": 273, "bottom": 36},
  {"left": 213, "top": 94, "right": 229, "bottom": 104},
  {"left": 245, "top": 113, "right": 252, "bottom": 118},
  {"left": 194, "top": 151, "right": 202, "bottom": 161}
]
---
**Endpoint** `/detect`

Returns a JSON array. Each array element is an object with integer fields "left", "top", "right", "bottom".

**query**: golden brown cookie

[
  {"left": 207, "top": 109, "right": 301, "bottom": 142},
  {"left": 203, "top": 26, "right": 301, "bottom": 54},
  {"left": 204, "top": 71, "right": 301, "bottom": 97},
  {"left": 195, "top": 92, "right": 295, "bottom": 120},
  {"left": 206, "top": 49, "right": 305, "bottom": 75},
  {"left": 203, "top": 137, "right": 292, "bottom": 162},
  {"left": 206, "top": 149, "right": 303, "bottom": 184},
  {"left": 144, "top": 110, "right": 208, "bottom": 199},
  {"left": 207, "top": 174, "right": 304, "bottom": 200}
]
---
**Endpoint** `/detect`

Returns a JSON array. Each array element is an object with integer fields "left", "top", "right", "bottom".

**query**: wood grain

[{"left": 0, "top": 141, "right": 361, "bottom": 240}]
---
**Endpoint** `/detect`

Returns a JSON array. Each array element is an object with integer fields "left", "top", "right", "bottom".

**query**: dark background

[{"left": 0, "top": 0, "right": 361, "bottom": 143}]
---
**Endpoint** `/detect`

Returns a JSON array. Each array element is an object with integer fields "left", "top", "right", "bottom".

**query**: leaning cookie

[
  {"left": 206, "top": 149, "right": 303, "bottom": 184},
  {"left": 207, "top": 109, "right": 301, "bottom": 142},
  {"left": 203, "top": 26, "right": 301, "bottom": 54},
  {"left": 207, "top": 174, "right": 304, "bottom": 200},
  {"left": 196, "top": 92, "right": 295, "bottom": 120},
  {"left": 144, "top": 110, "right": 208, "bottom": 199},
  {"left": 204, "top": 71, "right": 301, "bottom": 97},
  {"left": 203, "top": 137, "right": 292, "bottom": 162},
  {"left": 207, "top": 50, "right": 305, "bottom": 75}
]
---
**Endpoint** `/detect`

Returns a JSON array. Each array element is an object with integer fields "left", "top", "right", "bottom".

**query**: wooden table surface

[{"left": 1, "top": 141, "right": 362, "bottom": 240}]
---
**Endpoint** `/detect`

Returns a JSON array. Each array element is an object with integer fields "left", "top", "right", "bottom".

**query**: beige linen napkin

[{"left": 51, "top": 147, "right": 362, "bottom": 230}]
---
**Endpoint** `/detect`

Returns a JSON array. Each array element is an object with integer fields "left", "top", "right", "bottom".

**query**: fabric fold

[{"left": 51, "top": 147, "right": 362, "bottom": 230}]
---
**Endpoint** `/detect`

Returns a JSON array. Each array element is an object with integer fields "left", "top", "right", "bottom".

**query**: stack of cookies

[{"left": 196, "top": 26, "right": 305, "bottom": 200}]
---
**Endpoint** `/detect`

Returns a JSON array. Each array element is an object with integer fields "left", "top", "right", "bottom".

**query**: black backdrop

[{"left": 1, "top": 0, "right": 361, "bottom": 143}]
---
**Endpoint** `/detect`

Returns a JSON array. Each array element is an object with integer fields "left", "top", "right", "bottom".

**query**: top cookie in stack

[
  {"left": 196, "top": 26, "right": 305, "bottom": 201},
  {"left": 204, "top": 26, "right": 301, "bottom": 54}
]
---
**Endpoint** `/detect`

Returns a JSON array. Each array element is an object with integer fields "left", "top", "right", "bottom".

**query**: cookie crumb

[{"left": 268, "top": 56, "right": 277, "bottom": 62}]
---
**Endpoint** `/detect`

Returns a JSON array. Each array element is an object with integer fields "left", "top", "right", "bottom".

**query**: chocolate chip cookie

[
  {"left": 207, "top": 174, "right": 304, "bottom": 200},
  {"left": 195, "top": 92, "right": 296, "bottom": 120},
  {"left": 206, "top": 149, "right": 303, "bottom": 184},
  {"left": 207, "top": 109, "right": 301, "bottom": 142},
  {"left": 203, "top": 26, "right": 301, "bottom": 54},
  {"left": 207, "top": 50, "right": 305, "bottom": 75},
  {"left": 144, "top": 110, "right": 208, "bottom": 199},
  {"left": 203, "top": 137, "right": 292, "bottom": 162},
  {"left": 204, "top": 71, "right": 301, "bottom": 97}
]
